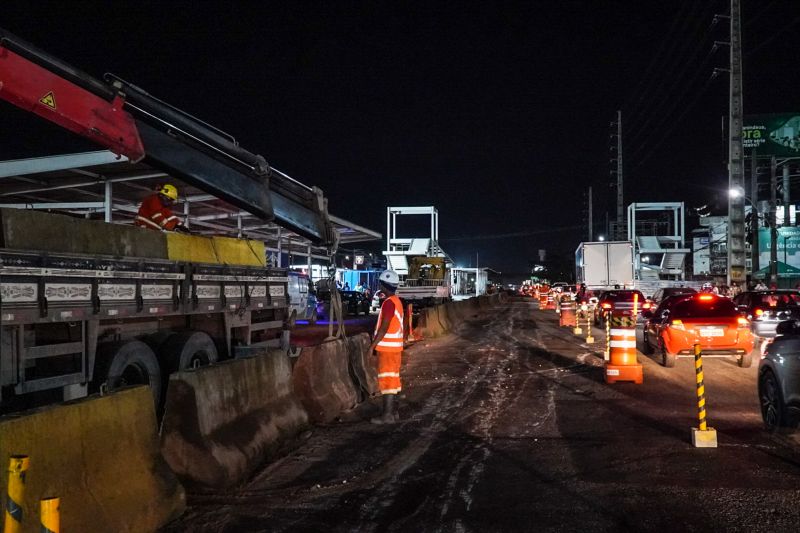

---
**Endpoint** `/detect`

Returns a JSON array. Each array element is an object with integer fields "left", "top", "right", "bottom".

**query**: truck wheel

[
  {"left": 161, "top": 331, "right": 219, "bottom": 372},
  {"left": 738, "top": 351, "right": 753, "bottom": 368},
  {"left": 96, "top": 340, "right": 162, "bottom": 406},
  {"left": 309, "top": 308, "right": 318, "bottom": 325}
]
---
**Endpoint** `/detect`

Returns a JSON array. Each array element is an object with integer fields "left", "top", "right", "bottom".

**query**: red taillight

[
  {"left": 669, "top": 319, "right": 685, "bottom": 331},
  {"left": 643, "top": 302, "right": 651, "bottom": 309},
  {"left": 698, "top": 294, "right": 714, "bottom": 301},
  {"left": 754, "top": 308, "right": 764, "bottom": 317},
  {"left": 602, "top": 303, "right": 612, "bottom": 309},
  {"left": 738, "top": 316, "right": 750, "bottom": 329}
]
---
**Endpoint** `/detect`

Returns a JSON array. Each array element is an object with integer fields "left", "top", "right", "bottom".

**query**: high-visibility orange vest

[
  {"left": 375, "top": 294, "right": 404, "bottom": 352},
  {"left": 135, "top": 194, "right": 181, "bottom": 231}
]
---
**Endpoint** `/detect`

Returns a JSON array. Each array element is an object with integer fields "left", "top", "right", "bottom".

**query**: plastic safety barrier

[
  {"left": 0, "top": 386, "right": 185, "bottom": 532},
  {"left": 292, "top": 338, "right": 359, "bottom": 423},
  {"left": 160, "top": 350, "right": 309, "bottom": 488}
]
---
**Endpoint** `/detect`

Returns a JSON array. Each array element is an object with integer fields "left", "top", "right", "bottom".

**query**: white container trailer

[{"left": 575, "top": 241, "right": 635, "bottom": 289}]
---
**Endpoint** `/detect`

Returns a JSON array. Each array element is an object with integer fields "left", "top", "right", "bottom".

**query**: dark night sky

[{"left": 2, "top": 1, "right": 799, "bottom": 275}]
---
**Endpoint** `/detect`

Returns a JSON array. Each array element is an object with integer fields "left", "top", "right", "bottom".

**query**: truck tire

[
  {"left": 161, "top": 331, "right": 219, "bottom": 373},
  {"left": 309, "top": 308, "right": 318, "bottom": 325},
  {"left": 659, "top": 340, "right": 676, "bottom": 368},
  {"left": 96, "top": 340, "right": 162, "bottom": 407}
]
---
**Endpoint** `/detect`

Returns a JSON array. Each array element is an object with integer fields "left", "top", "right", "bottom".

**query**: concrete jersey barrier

[
  {"left": 292, "top": 338, "right": 359, "bottom": 423},
  {"left": 160, "top": 350, "right": 309, "bottom": 489},
  {"left": 346, "top": 333, "right": 380, "bottom": 399},
  {"left": 0, "top": 386, "right": 185, "bottom": 532}
]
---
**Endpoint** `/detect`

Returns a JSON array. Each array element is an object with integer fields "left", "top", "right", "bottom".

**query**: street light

[{"left": 598, "top": 235, "right": 605, "bottom": 242}]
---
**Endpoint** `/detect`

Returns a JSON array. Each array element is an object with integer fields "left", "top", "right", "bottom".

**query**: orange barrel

[
  {"left": 538, "top": 292, "right": 548, "bottom": 308},
  {"left": 605, "top": 314, "right": 643, "bottom": 384},
  {"left": 546, "top": 292, "right": 556, "bottom": 310},
  {"left": 559, "top": 300, "right": 577, "bottom": 327}
]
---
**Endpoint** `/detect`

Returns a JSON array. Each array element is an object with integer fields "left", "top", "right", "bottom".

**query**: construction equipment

[
  {"left": 383, "top": 207, "right": 452, "bottom": 306},
  {"left": 0, "top": 28, "right": 339, "bottom": 409}
]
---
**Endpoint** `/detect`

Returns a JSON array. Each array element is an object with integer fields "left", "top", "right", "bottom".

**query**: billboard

[
  {"left": 743, "top": 114, "right": 800, "bottom": 156},
  {"left": 758, "top": 226, "right": 800, "bottom": 270}
]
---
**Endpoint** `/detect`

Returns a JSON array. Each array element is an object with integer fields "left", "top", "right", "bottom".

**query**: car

[
  {"left": 341, "top": 291, "right": 371, "bottom": 316},
  {"left": 733, "top": 290, "right": 800, "bottom": 340},
  {"left": 758, "top": 320, "right": 800, "bottom": 431},
  {"left": 593, "top": 289, "right": 648, "bottom": 326},
  {"left": 641, "top": 293, "right": 754, "bottom": 368},
  {"left": 288, "top": 272, "right": 318, "bottom": 324},
  {"left": 650, "top": 287, "right": 697, "bottom": 307}
]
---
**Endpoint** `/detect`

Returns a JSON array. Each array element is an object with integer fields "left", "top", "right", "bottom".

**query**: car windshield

[
  {"left": 752, "top": 292, "right": 800, "bottom": 307},
  {"left": 672, "top": 298, "right": 737, "bottom": 318}
]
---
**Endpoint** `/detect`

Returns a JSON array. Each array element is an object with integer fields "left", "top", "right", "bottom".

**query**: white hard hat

[{"left": 379, "top": 270, "right": 400, "bottom": 287}]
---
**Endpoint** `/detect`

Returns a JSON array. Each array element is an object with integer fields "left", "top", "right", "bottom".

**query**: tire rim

[{"left": 760, "top": 374, "right": 780, "bottom": 429}]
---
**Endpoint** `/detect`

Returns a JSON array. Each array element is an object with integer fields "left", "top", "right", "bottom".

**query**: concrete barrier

[
  {"left": 292, "top": 338, "right": 359, "bottom": 424},
  {"left": 0, "top": 387, "right": 185, "bottom": 532},
  {"left": 346, "top": 333, "right": 379, "bottom": 399},
  {"left": 161, "top": 350, "right": 308, "bottom": 489},
  {"left": 420, "top": 307, "right": 444, "bottom": 338},
  {"left": 437, "top": 302, "right": 452, "bottom": 332}
]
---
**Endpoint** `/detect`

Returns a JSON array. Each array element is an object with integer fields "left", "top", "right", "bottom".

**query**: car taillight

[
  {"left": 602, "top": 303, "right": 612, "bottom": 309},
  {"left": 669, "top": 319, "right": 685, "bottom": 331},
  {"left": 754, "top": 308, "right": 764, "bottom": 317},
  {"left": 642, "top": 302, "right": 651, "bottom": 309},
  {"left": 698, "top": 294, "right": 714, "bottom": 301},
  {"left": 738, "top": 316, "right": 750, "bottom": 329}
]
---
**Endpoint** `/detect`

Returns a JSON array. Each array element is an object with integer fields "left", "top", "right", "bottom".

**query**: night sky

[{"left": 2, "top": 1, "right": 799, "bottom": 276}]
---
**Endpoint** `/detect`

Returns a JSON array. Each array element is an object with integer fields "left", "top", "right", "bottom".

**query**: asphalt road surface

[{"left": 166, "top": 297, "right": 800, "bottom": 532}]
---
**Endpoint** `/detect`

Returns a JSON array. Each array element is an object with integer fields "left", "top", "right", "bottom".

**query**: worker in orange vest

[
  {"left": 368, "top": 270, "right": 404, "bottom": 424},
  {"left": 135, "top": 184, "right": 188, "bottom": 232}
]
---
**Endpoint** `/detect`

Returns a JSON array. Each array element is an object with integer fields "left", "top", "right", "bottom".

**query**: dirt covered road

[{"left": 166, "top": 297, "right": 800, "bottom": 532}]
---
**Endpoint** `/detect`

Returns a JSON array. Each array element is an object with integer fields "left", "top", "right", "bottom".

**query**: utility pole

[
  {"left": 611, "top": 110, "right": 624, "bottom": 239},
  {"left": 750, "top": 149, "right": 759, "bottom": 274},
  {"left": 770, "top": 155, "right": 778, "bottom": 284},
  {"left": 587, "top": 186, "right": 593, "bottom": 241},
  {"left": 726, "top": 0, "right": 746, "bottom": 286},
  {"left": 783, "top": 165, "right": 791, "bottom": 227}
]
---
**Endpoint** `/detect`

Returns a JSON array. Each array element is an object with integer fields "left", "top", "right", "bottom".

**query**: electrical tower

[{"left": 727, "top": 0, "right": 745, "bottom": 286}]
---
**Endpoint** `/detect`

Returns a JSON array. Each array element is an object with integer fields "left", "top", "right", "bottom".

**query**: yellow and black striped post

[
  {"left": 605, "top": 314, "right": 611, "bottom": 361},
  {"left": 695, "top": 343, "right": 707, "bottom": 431},
  {"left": 40, "top": 497, "right": 59, "bottom": 533},
  {"left": 4, "top": 455, "right": 29, "bottom": 533},
  {"left": 585, "top": 309, "right": 594, "bottom": 343},
  {"left": 691, "top": 344, "right": 718, "bottom": 447}
]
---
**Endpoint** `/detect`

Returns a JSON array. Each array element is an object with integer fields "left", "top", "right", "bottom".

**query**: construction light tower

[{"left": 727, "top": 0, "right": 746, "bottom": 286}]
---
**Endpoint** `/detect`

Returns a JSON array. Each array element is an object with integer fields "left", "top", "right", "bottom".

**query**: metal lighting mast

[{"left": 727, "top": 0, "right": 746, "bottom": 286}]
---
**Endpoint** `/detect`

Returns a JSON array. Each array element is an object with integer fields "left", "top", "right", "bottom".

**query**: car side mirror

[{"left": 660, "top": 310, "right": 670, "bottom": 320}]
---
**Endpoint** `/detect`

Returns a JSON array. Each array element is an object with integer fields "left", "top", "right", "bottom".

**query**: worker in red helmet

[
  {"left": 369, "top": 270, "right": 404, "bottom": 424},
  {"left": 135, "top": 184, "right": 188, "bottom": 232}
]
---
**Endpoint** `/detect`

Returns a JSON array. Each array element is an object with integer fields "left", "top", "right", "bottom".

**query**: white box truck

[{"left": 575, "top": 241, "right": 635, "bottom": 289}]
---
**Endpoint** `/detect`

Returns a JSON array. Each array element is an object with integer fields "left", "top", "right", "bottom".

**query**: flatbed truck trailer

[{"left": 0, "top": 209, "right": 293, "bottom": 407}]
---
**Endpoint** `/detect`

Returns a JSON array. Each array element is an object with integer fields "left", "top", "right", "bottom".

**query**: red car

[
  {"left": 593, "top": 289, "right": 649, "bottom": 326},
  {"left": 642, "top": 293, "right": 754, "bottom": 368}
]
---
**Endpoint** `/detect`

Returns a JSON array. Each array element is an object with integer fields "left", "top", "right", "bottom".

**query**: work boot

[{"left": 370, "top": 394, "right": 397, "bottom": 425}]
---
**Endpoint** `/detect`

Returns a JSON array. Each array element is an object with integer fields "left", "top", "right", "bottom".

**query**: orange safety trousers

[{"left": 376, "top": 350, "right": 402, "bottom": 395}]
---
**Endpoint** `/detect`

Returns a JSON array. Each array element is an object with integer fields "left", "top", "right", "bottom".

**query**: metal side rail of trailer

[{"left": 0, "top": 250, "right": 289, "bottom": 405}]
